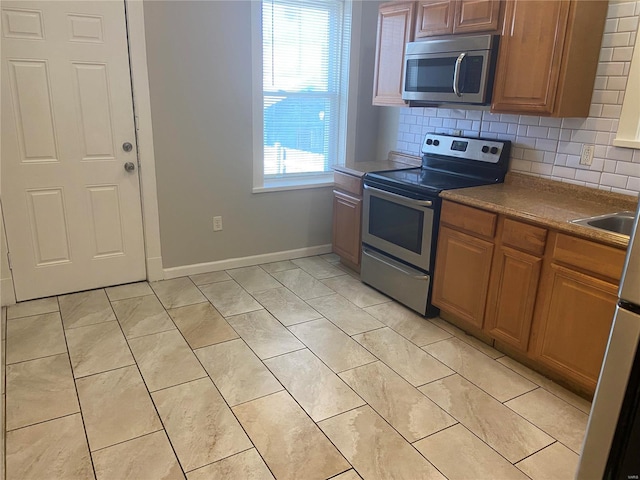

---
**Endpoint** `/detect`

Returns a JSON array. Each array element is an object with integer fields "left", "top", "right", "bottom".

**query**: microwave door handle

[{"left": 453, "top": 52, "right": 466, "bottom": 97}]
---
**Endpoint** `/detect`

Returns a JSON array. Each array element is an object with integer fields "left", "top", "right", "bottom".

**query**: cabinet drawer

[
  {"left": 334, "top": 171, "right": 363, "bottom": 196},
  {"left": 441, "top": 201, "right": 497, "bottom": 239},
  {"left": 552, "top": 233, "right": 626, "bottom": 281},
  {"left": 502, "top": 218, "right": 547, "bottom": 256}
]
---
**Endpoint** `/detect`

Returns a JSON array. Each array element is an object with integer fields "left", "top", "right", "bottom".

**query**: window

[
  {"left": 253, "top": 0, "right": 352, "bottom": 191},
  {"left": 614, "top": 34, "right": 640, "bottom": 150}
]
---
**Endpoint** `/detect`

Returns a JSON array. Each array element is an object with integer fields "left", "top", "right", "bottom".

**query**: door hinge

[{"left": 7, "top": 252, "right": 13, "bottom": 270}]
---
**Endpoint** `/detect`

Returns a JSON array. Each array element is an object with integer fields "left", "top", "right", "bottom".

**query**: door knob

[
  {"left": 124, "top": 162, "right": 136, "bottom": 172},
  {"left": 122, "top": 142, "right": 133, "bottom": 152}
]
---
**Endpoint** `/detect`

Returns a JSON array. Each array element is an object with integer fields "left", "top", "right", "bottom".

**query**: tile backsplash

[{"left": 396, "top": 1, "right": 640, "bottom": 196}]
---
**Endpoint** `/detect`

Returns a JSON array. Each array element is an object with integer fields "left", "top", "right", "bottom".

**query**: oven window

[{"left": 369, "top": 197, "right": 425, "bottom": 254}]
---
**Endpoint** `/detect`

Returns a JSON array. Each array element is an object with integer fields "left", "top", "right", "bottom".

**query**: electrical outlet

[
  {"left": 452, "top": 129, "right": 463, "bottom": 137},
  {"left": 213, "top": 216, "right": 223, "bottom": 232},
  {"left": 580, "top": 144, "right": 595, "bottom": 166}
]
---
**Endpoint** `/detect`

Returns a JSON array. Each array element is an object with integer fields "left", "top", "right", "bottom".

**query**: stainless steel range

[{"left": 361, "top": 133, "right": 510, "bottom": 317}]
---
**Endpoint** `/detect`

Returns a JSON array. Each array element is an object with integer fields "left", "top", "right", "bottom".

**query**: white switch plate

[
  {"left": 580, "top": 144, "right": 595, "bottom": 166},
  {"left": 213, "top": 216, "right": 223, "bottom": 231}
]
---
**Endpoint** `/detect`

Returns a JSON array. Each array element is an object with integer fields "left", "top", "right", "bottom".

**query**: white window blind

[{"left": 262, "top": 0, "right": 351, "bottom": 179}]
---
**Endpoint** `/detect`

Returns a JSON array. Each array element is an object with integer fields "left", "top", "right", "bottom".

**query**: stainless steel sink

[{"left": 571, "top": 211, "right": 636, "bottom": 236}]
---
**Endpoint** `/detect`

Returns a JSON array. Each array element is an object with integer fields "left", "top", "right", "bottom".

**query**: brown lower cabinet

[
  {"left": 434, "top": 200, "right": 626, "bottom": 395},
  {"left": 332, "top": 170, "right": 364, "bottom": 270},
  {"left": 433, "top": 225, "right": 494, "bottom": 329},
  {"left": 529, "top": 233, "right": 625, "bottom": 394},
  {"left": 485, "top": 246, "right": 542, "bottom": 351},
  {"left": 332, "top": 190, "right": 362, "bottom": 266}
]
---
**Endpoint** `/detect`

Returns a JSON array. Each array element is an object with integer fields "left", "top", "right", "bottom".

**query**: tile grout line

[
  {"left": 496, "top": 358, "right": 593, "bottom": 414},
  {"left": 240, "top": 264, "right": 463, "bottom": 476},
  {"left": 193, "top": 266, "right": 360, "bottom": 478},
  {"left": 57, "top": 293, "right": 99, "bottom": 480},
  {"left": 6, "top": 255, "right": 589, "bottom": 478},
  {"left": 188, "top": 331, "right": 281, "bottom": 479},
  {"left": 102, "top": 288, "right": 191, "bottom": 476}
]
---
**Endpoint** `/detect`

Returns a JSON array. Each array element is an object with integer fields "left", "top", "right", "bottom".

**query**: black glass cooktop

[{"left": 365, "top": 167, "right": 502, "bottom": 197}]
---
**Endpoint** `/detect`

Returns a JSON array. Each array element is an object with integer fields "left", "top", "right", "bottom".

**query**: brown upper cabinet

[
  {"left": 415, "top": 0, "right": 502, "bottom": 38},
  {"left": 415, "top": 0, "right": 456, "bottom": 37},
  {"left": 372, "top": 2, "right": 416, "bottom": 106},
  {"left": 491, "top": 0, "right": 608, "bottom": 116},
  {"left": 372, "top": 0, "right": 501, "bottom": 106}
]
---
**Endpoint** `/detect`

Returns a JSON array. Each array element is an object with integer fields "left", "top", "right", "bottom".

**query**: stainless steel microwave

[{"left": 402, "top": 34, "right": 499, "bottom": 106}]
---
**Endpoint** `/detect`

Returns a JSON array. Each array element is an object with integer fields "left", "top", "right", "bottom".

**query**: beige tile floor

[{"left": 1, "top": 254, "right": 591, "bottom": 480}]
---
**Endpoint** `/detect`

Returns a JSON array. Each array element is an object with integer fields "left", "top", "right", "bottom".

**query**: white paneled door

[{"left": 1, "top": 1, "right": 146, "bottom": 301}]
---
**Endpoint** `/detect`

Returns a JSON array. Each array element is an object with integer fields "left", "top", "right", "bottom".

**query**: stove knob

[
  {"left": 481, "top": 145, "right": 489, "bottom": 153},
  {"left": 490, "top": 147, "right": 499, "bottom": 154},
  {"left": 426, "top": 139, "right": 433, "bottom": 145},
  {"left": 433, "top": 139, "right": 440, "bottom": 146}
]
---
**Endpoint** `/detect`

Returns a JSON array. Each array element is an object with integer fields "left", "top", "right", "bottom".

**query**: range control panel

[{"left": 421, "top": 133, "right": 506, "bottom": 164}]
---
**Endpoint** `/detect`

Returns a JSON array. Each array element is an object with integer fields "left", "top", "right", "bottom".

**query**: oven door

[{"left": 362, "top": 184, "right": 434, "bottom": 272}]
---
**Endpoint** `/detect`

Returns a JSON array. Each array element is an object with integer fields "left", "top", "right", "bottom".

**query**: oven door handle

[
  {"left": 362, "top": 248, "right": 430, "bottom": 281},
  {"left": 363, "top": 185, "right": 433, "bottom": 207}
]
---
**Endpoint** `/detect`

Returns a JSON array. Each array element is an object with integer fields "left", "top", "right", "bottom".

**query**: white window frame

[
  {"left": 614, "top": 35, "right": 640, "bottom": 150},
  {"left": 251, "top": 0, "right": 358, "bottom": 193}
]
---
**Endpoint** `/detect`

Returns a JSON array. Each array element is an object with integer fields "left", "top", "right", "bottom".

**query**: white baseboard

[
  {"left": 1, "top": 277, "right": 16, "bottom": 306},
  {"left": 163, "top": 244, "right": 333, "bottom": 280},
  {"left": 146, "top": 256, "right": 164, "bottom": 282}
]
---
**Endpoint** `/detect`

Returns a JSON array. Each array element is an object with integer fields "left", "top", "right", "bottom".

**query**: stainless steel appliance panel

[
  {"left": 577, "top": 306, "right": 640, "bottom": 479},
  {"left": 619, "top": 200, "right": 640, "bottom": 306},
  {"left": 405, "top": 34, "right": 494, "bottom": 55},
  {"left": 402, "top": 34, "right": 498, "bottom": 105},
  {"left": 403, "top": 50, "right": 490, "bottom": 104},
  {"left": 361, "top": 247, "right": 430, "bottom": 314},
  {"left": 362, "top": 185, "right": 434, "bottom": 272},
  {"left": 577, "top": 198, "right": 640, "bottom": 479}
]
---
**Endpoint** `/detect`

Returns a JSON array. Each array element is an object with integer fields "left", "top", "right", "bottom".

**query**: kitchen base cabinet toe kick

[{"left": 433, "top": 199, "right": 627, "bottom": 397}]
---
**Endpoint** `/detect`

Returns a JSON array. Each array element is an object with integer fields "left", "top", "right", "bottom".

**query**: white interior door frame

[
  {"left": 125, "top": 0, "right": 163, "bottom": 283},
  {"left": 0, "top": 0, "right": 163, "bottom": 306}
]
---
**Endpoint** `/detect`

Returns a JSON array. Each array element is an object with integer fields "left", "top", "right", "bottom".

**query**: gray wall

[{"left": 143, "top": 1, "right": 380, "bottom": 268}]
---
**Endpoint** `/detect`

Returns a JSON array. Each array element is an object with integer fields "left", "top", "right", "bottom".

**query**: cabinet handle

[{"left": 453, "top": 52, "right": 466, "bottom": 97}]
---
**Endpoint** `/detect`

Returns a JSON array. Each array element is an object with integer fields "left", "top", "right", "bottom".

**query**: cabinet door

[
  {"left": 332, "top": 190, "right": 362, "bottom": 266},
  {"left": 415, "top": 0, "right": 455, "bottom": 37},
  {"left": 373, "top": 2, "right": 416, "bottom": 106},
  {"left": 491, "top": 0, "right": 570, "bottom": 115},
  {"left": 433, "top": 226, "right": 494, "bottom": 329},
  {"left": 532, "top": 263, "right": 618, "bottom": 393},
  {"left": 453, "top": 0, "right": 502, "bottom": 34},
  {"left": 485, "top": 246, "right": 542, "bottom": 351}
]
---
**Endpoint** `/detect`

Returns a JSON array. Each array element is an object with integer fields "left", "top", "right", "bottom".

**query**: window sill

[
  {"left": 252, "top": 172, "right": 335, "bottom": 193},
  {"left": 613, "top": 138, "right": 640, "bottom": 150}
]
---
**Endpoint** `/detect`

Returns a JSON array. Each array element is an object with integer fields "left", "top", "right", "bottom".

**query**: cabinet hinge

[{"left": 7, "top": 251, "right": 13, "bottom": 270}]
